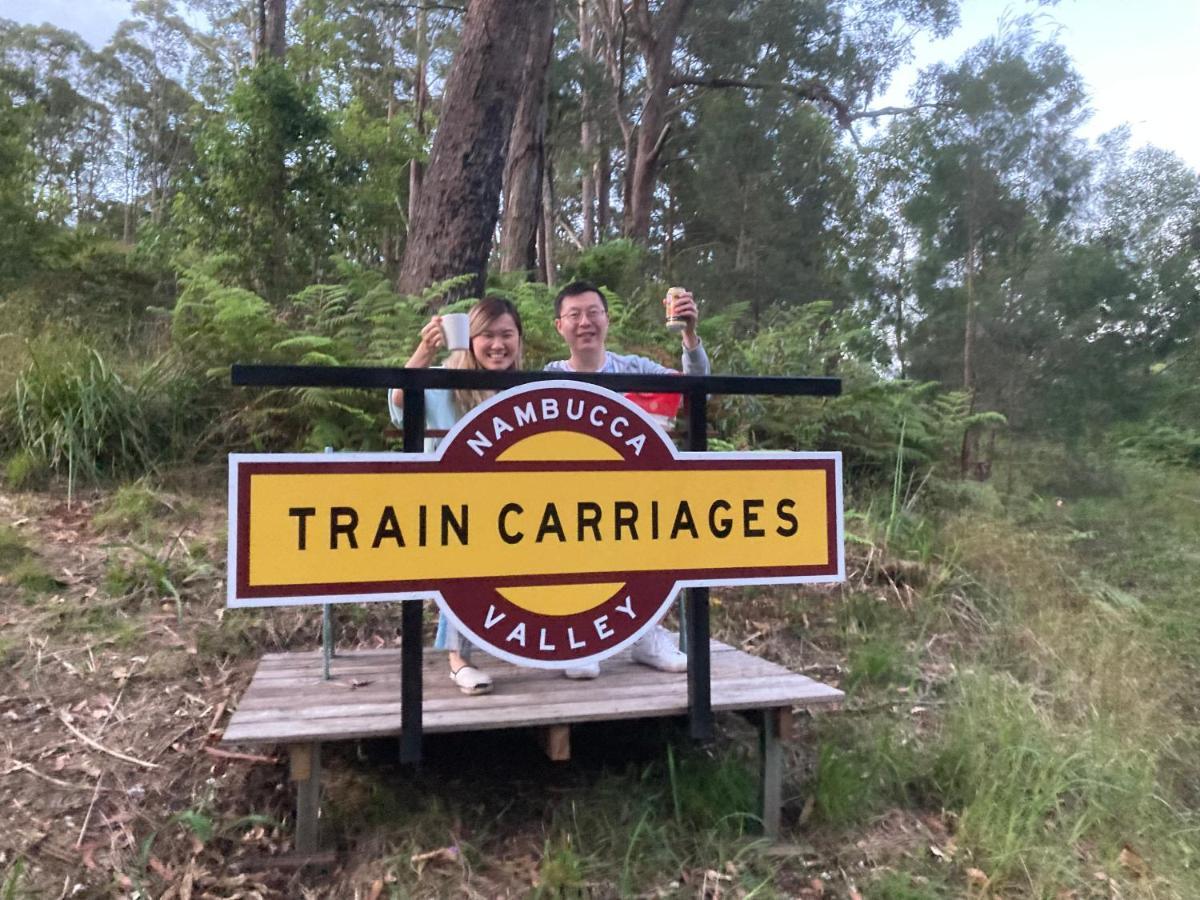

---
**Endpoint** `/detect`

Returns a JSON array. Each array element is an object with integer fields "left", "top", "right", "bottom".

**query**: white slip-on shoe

[
  {"left": 631, "top": 626, "right": 688, "bottom": 672},
  {"left": 449, "top": 665, "right": 494, "bottom": 695},
  {"left": 563, "top": 661, "right": 600, "bottom": 679}
]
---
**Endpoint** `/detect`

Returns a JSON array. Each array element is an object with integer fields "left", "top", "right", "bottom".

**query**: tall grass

[{"left": 0, "top": 342, "right": 201, "bottom": 495}]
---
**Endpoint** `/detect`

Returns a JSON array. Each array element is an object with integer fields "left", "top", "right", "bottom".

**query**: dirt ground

[{"left": 1, "top": 483, "right": 932, "bottom": 899}]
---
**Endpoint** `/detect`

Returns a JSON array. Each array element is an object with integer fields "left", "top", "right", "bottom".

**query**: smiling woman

[{"left": 385, "top": 295, "right": 527, "bottom": 694}]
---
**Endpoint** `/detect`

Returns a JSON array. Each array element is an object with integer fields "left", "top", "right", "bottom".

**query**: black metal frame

[{"left": 231, "top": 364, "right": 841, "bottom": 761}]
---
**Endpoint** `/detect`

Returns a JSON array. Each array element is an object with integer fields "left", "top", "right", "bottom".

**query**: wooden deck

[
  {"left": 222, "top": 638, "right": 843, "bottom": 745},
  {"left": 221, "top": 637, "right": 842, "bottom": 849}
]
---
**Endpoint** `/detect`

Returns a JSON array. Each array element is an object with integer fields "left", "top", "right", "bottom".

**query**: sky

[
  {"left": 2, "top": 0, "right": 1198, "bottom": 169},
  {"left": 876, "top": 0, "right": 1200, "bottom": 168}
]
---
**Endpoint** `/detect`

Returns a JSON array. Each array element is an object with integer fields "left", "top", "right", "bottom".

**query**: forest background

[{"left": 0, "top": 0, "right": 1198, "bottom": 897}]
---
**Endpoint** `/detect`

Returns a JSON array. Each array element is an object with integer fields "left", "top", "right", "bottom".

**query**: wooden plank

[
  {"left": 235, "top": 670, "right": 836, "bottom": 719},
  {"left": 224, "top": 681, "right": 841, "bottom": 744},
  {"left": 251, "top": 637, "right": 741, "bottom": 677},
  {"left": 289, "top": 743, "right": 321, "bottom": 854},
  {"left": 236, "top": 653, "right": 787, "bottom": 706},
  {"left": 759, "top": 709, "right": 783, "bottom": 840},
  {"left": 227, "top": 674, "right": 837, "bottom": 733},
  {"left": 225, "top": 679, "right": 841, "bottom": 742},
  {"left": 777, "top": 706, "right": 794, "bottom": 744},
  {"left": 538, "top": 725, "right": 571, "bottom": 762},
  {"left": 223, "top": 640, "right": 843, "bottom": 745},
  {"left": 241, "top": 648, "right": 789, "bottom": 698}
]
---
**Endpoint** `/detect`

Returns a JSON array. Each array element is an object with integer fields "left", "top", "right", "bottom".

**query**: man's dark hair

[{"left": 554, "top": 280, "right": 607, "bottom": 317}]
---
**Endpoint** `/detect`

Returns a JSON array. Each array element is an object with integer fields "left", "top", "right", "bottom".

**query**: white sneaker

[
  {"left": 563, "top": 661, "right": 600, "bottom": 679},
  {"left": 631, "top": 626, "right": 688, "bottom": 672}
]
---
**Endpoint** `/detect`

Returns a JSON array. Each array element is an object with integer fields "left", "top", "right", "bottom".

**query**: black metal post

[
  {"left": 399, "top": 389, "right": 426, "bottom": 764},
  {"left": 685, "top": 387, "right": 714, "bottom": 742}
]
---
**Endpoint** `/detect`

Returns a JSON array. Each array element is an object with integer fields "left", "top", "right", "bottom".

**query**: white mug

[{"left": 441, "top": 312, "right": 471, "bottom": 351}]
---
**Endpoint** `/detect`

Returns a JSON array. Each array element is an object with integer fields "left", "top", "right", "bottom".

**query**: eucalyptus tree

[
  {"left": 0, "top": 21, "right": 114, "bottom": 226},
  {"left": 559, "top": 0, "right": 961, "bottom": 248},
  {"left": 94, "top": 2, "right": 198, "bottom": 242},
  {"left": 397, "top": 0, "right": 542, "bottom": 298},
  {"left": 892, "top": 20, "right": 1089, "bottom": 464},
  {"left": 498, "top": 0, "right": 557, "bottom": 276},
  {"left": 0, "top": 75, "right": 52, "bottom": 283}
]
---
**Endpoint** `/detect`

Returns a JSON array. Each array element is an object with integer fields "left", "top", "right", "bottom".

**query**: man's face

[{"left": 554, "top": 291, "right": 609, "bottom": 355}]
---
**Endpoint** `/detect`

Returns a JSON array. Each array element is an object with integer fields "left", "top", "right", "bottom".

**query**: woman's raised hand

[
  {"left": 407, "top": 315, "right": 446, "bottom": 369},
  {"left": 419, "top": 316, "right": 446, "bottom": 352}
]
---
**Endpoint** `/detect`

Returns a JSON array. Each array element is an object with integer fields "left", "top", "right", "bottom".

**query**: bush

[
  {"left": 0, "top": 340, "right": 207, "bottom": 489},
  {"left": 1116, "top": 421, "right": 1200, "bottom": 469}
]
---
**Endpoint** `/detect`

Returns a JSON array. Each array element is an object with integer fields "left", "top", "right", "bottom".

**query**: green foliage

[
  {"left": 536, "top": 836, "right": 587, "bottom": 897},
  {"left": 1, "top": 858, "right": 26, "bottom": 900},
  {"left": 1116, "top": 421, "right": 1200, "bottom": 469},
  {"left": 564, "top": 239, "right": 648, "bottom": 300},
  {"left": 171, "top": 61, "right": 348, "bottom": 298},
  {"left": 0, "top": 526, "right": 31, "bottom": 572},
  {"left": 4, "top": 345, "right": 156, "bottom": 488},
  {"left": 92, "top": 480, "right": 181, "bottom": 533},
  {"left": 931, "top": 672, "right": 1157, "bottom": 891},
  {"left": 845, "top": 637, "right": 914, "bottom": 692},
  {"left": 811, "top": 722, "right": 923, "bottom": 826},
  {"left": 4, "top": 450, "right": 48, "bottom": 490},
  {"left": 721, "top": 302, "right": 1002, "bottom": 483}
]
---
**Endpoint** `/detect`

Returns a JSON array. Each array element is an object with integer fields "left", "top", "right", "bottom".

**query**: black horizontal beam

[{"left": 231, "top": 364, "right": 841, "bottom": 397}]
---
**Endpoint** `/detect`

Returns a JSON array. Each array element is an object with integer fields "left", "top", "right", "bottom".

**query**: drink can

[{"left": 665, "top": 287, "right": 687, "bottom": 332}]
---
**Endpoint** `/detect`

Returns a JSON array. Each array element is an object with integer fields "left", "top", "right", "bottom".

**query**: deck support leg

[
  {"left": 758, "top": 707, "right": 792, "bottom": 840},
  {"left": 538, "top": 724, "right": 571, "bottom": 761},
  {"left": 289, "top": 743, "right": 322, "bottom": 854}
]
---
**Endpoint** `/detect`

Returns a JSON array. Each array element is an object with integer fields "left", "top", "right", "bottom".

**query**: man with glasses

[
  {"left": 546, "top": 280, "right": 709, "bottom": 378},
  {"left": 545, "top": 280, "right": 710, "bottom": 678}
]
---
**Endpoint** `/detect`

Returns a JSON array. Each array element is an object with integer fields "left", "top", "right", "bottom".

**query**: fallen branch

[
  {"left": 59, "top": 711, "right": 160, "bottom": 770},
  {"left": 204, "top": 746, "right": 280, "bottom": 765},
  {"left": 2, "top": 759, "right": 107, "bottom": 792},
  {"left": 76, "top": 773, "right": 104, "bottom": 848}
]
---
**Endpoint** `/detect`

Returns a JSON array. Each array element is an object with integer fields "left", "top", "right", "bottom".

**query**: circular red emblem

[{"left": 434, "top": 383, "right": 683, "bottom": 668}]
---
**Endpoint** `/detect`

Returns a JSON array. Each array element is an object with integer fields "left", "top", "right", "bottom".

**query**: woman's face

[{"left": 471, "top": 312, "right": 521, "bottom": 370}]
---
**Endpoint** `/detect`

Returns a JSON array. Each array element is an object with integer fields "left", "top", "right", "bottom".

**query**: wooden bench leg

[
  {"left": 289, "top": 742, "right": 322, "bottom": 854},
  {"left": 758, "top": 707, "right": 792, "bottom": 840},
  {"left": 538, "top": 724, "right": 571, "bottom": 762}
]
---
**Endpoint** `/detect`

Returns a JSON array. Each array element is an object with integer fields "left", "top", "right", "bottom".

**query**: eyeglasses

[{"left": 557, "top": 307, "right": 607, "bottom": 324}]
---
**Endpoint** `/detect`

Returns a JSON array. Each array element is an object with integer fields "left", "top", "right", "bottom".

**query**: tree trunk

[
  {"left": 622, "top": 0, "right": 693, "bottom": 244},
  {"left": 499, "top": 0, "right": 555, "bottom": 274},
  {"left": 397, "top": 0, "right": 536, "bottom": 299},
  {"left": 960, "top": 216, "right": 979, "bottom": 477},
  {"left": 541, "top": 157, "right": 556, "bottom": 285},
  {"left": 257, "top": 0, "right": 286, "bottom": 61},
  {"left": 596, "top": 142, "right": 610, "bottom": 238},
  {"left": 408, "top": 3, "right": 428, "bottom": 225},
  {"left": 254, "top": 0, "right": 287, "bottom": 302},
  {"left": 895, "top": 240, "right": 907, "bottom": 379},
  {"left": 579, "top": 0, "right": 596, "bottom": 246}
]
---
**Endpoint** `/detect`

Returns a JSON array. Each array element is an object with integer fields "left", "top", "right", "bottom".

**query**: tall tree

[
  {"left": 397, "top": 0, "right": 537, "bottom": 298},
  {"left": 256, "top": 0, "right": 287, "bottom": 61},
  {"left": 498, "top": 0, "right": 555, "bottom": 274},
  {"left": 894, "top": 21, "right": 1089, "bottom": 465}
]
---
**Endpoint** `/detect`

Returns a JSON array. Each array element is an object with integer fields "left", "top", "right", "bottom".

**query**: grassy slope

[{"left": 2, "top": 449, "right": 1197, "bottom": 898}]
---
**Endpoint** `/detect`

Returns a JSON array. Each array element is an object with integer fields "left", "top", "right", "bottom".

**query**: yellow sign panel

[{"left": 245, "top": 467, "right": 831, "bottom": 589}]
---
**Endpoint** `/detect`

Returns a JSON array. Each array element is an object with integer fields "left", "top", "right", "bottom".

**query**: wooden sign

[{"left": 227, "top": 382, "right": 843, "bottom": 667}]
